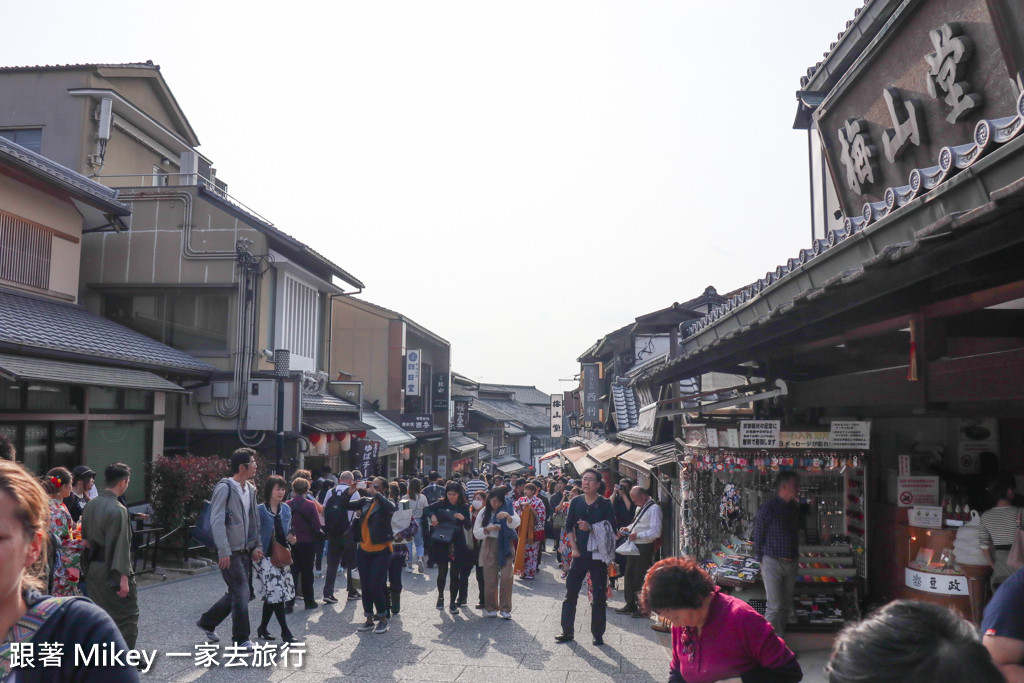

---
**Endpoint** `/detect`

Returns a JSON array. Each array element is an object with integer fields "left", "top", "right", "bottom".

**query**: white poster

[
  {"left": 739, "top": 421, "right": 780, "bottom": 449},
  {"left": 897, "top": 475, "right": 939, "bottom": 507},
  {"left": 550, "top": 394, "right": 563, "bottom": 439},
  {"left": 830, "top": 421, "right": 871, "bottom": 449},
  {"left": 405, "top": 349, "right": 421, "bottom": 396}
]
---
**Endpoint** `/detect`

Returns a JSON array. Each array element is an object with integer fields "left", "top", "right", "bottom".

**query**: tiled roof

[
  {"left": 0, "top": 62, "right": 160, "bottom": 73},
  {"left": 302, "top": 391, "right": 360, "bottom": 414},
  {"left": 362, "top": 411, "right": 416, "bottom": 449},
  {"left": 0, "top": 352, "right": 186, "bottom": 393},
  {"left": 450, "top": 432, "right": 485, "bottom": 453},
  {"left": 472, "top": 398, "right": 550, "bottom": 430},
  {"left": 303, "top": 417, "right": 373, "bottom": 433},
  {"left": 0, "top": 137, "right": 129, "bottom": 215},
  {"left": 799, "top": 1, "right": 878, "bottom": 89},
  {"left": 0, "top": 287, "right": 214, "bottom": 376},
  {"left": 478, "top": 384, "right": 551, "bottom": 406}
]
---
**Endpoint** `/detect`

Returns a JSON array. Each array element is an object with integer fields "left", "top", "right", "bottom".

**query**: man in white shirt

[{"left": 615, "top": 486, "right": 662, "bottom": 616}]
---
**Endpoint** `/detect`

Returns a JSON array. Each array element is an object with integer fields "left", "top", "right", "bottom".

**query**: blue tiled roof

[{"left": 0, "top": 287, "right": 214, "bottom": 375}]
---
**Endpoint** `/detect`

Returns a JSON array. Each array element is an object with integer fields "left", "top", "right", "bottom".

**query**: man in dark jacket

[{"left": 343, "top": 477, "right": 396, "bottom": 633}]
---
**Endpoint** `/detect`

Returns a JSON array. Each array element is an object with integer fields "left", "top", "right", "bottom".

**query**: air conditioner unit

[{"left": 245, "top": 378, "right": 302, "bottom": 433}]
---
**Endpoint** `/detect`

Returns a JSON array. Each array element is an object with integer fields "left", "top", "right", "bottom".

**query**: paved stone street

[{"left": 135, "top": 556, "right": 831, "bottom": 682}]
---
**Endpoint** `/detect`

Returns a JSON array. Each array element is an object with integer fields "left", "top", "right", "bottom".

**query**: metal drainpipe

[{"left": 117, "top": 190, "right": 236, "bottom": 260}]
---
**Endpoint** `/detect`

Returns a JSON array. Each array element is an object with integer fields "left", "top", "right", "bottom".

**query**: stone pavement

[{"left": 134, "top": 555, "right": 831, "bottom": 682}]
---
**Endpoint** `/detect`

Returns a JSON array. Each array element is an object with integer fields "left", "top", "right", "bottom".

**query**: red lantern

[
  {"left": 357, "top": 431, "right": 367, "bottom": 438},
  {"left": 326, "top": 432, "right": 334, "bottom": 442},
  {"left": 308, "top": 433, "right": 322, "bottom": 444}
]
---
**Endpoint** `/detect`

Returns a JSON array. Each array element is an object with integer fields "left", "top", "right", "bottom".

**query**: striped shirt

[
  {"left": 464, "top": 478, "right": 488, "bottom": 497},
  {"left": 979, "top": 505, "right": 1023, "bottom": 548}
]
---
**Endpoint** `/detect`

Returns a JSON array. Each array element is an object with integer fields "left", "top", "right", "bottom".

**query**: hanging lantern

[
  {"left": 326, "top": 432, "right": 334, "bottom": 442},
  {"left": 308, "top": 432, "right": 322, "bottom": 444},
  {"left": 357, "top": 430, "right": 367, "bottom": 439},
  {"left": 339, "top": 432, "right": 352, "bottom": 451}
]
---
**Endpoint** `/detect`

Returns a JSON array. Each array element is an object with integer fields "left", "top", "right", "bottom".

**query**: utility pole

[{"left": 274, "top": 349, "right": 290, "bottom": 476}]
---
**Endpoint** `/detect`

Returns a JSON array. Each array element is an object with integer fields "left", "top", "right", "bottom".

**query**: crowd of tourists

[{"left": 0, "top": 431, "right": 1022, "bottom": 682}]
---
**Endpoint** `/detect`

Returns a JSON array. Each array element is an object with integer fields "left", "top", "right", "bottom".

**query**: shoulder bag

[{"left": 617, "top": 501, "right": 655, "bottom": 556}]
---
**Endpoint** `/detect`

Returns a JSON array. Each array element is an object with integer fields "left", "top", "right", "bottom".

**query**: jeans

[
  {"left": 413, "top": 526, "right": 425, "bottom": 560},
  {"left": 762, "top": 555, "right": 797, "bottom": 636},
  {"left": 623, "top": 543, "right": 655, "bottom": 611},
  {"left": 357, "top": 547, "right": 392, "bottom": 617},
  {"left": 289, "top": 541, "right": 316, "bottom": 607},
  {"left": 561, "top": 554, "right": 607, "bottom": 638},
  {"left": 323, "top": 537, "right": 348, "bottom": 598},
  {"left": 199, "top": 552, "right": 253, "bottom": 644}
]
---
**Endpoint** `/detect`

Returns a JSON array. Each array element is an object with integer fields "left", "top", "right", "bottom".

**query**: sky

[{"left": 5, "top": 1, "right": 865, "bottom": 395}]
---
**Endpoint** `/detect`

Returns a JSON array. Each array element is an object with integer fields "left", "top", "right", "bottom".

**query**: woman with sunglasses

[{"left": 427, "top": 482, "right": 471, "bottom": 614}]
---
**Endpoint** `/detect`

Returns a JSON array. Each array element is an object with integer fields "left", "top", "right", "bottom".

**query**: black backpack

[
  {"left": 323, "top": 487, "right": 353, "bottom": 538},
  {"left": 424, "top": 483, "right": 443, "bottom": 505}
]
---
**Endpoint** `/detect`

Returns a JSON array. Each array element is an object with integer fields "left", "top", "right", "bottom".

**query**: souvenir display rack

[{"left": 679, "top": 444, "right": 868, "bottom": 631}]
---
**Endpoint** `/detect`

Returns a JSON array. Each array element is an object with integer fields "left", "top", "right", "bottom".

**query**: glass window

[
  {"left": 87, "top": 386, "right": 119, "bottom": 411},
  {"left": 0, "top": 422, "right": 82, "bottom": 475},
  {"left": 104, "top": 290, "right": 229, "bottom": 352},
  {"left": 123, "top": 390, "right": 153, "bottom": 412},
  {"left": 0, "top": 128, "right": 42, "bottom": 153},
  {"left": 85, "top": 421, "right": 150, "bottom": 503},
  {"left": 25, "top": 384, "right": 81, "bottom": 412},
  {"left": 21, "top": 423, "right": 48, "bottom": 474},
  {"left": 0, "top": 381, "right": 21, "bottom": 410}
]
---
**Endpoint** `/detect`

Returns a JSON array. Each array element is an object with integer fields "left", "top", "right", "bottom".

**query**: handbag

[
  {"left": 270, "top": 540, "right": 293, "bottom": 568},
  {"left": 552, "top": 508, "right": 567, "bottom": 529},
  {"left": 432, "top": 523, "right": 458, "bottom": 545},
  {"left": 1007, "top": 512, "right": 1024, "bottom": 572}
]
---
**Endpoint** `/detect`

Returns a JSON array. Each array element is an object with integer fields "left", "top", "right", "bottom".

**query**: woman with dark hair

[
  {"left": 254, "top": 475, "right": 297, "bottom": 642},
  {"left": 0, "top": 461, "right": 140, "bottom": 681},
  {"left": 979, "top": 471, "right": 1023, "bottom": 589},
  {"left": 43, "top": 467, "right": 84, "bottom": 597},
  {"left": 285, "top": 477, "right": 322, "bottom": 611},
  {"left": 427, "top": 482, "right": 471, "bottom": 613},
  {"left": 827, "top": 600, "right": 1002, "bottom": 683},
  {"left": 474, "top": 488, "right": 520, "bottom": 618},
  {"left": 640, "top": 557, "right": 801, "bottom": 683},
  {"left": 611, "top": 477, "right": 636, "bottom": 591},
  {"left": 385, "top": 481, "right": 418, "bottom": 617},
  {"left": 465, "top": 490, "right": 488, "bottom": 609}
]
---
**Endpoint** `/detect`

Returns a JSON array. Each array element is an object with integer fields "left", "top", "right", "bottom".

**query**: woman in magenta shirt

[{"left": 641, "top": 557, "right": 802, "bottom": 683}]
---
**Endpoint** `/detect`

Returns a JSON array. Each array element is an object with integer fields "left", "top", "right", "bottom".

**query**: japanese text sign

[
  {"left": 830, "top": 421, "right": 871, "bottom": 449},
  {"left": 739, "top": 421, "right": 780, "bottom": 449},
  {"left": 550, "top": 394, "right": 563, "bottom": 438},
  {"left": 405, "top": 350, "right": 421, "bottom": 396}
]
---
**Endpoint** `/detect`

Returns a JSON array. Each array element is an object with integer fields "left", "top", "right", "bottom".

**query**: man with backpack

[
  {"left": 322, "top": 470, "right": 361, "bottom": 603},
  {"left": 196, "top": 449, "right": 262, "bottom": 648}
]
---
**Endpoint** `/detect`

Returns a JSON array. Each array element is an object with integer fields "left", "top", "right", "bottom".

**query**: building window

[
  {"left": 0, "top": 421, "right": 81, "bottom": 475},
  {"left": 104, "top": 290, "right": 230, "bottom": 352},
  {"left": 84, "top": 420, "right": 151, "bottom": 503},
  {"left": 280, "top": 274, "right": 318, "bottom": 364},
  {"left": 0, "top": 128, "right": 42, "bottom": 153},
  {"left": 0, "top": 210, "right": 52, "bottom": 291}
]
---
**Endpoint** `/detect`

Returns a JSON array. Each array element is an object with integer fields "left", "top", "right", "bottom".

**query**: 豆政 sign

[{"left": 905, "top": 567, "right": 968, "bottom": 596}]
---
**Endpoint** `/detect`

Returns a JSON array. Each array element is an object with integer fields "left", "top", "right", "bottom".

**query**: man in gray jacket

[{"left": 197, "top": 448, "right": 263, "bottom": 647}]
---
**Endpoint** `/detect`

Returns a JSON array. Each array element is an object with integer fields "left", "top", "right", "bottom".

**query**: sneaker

[
  {"left": 372, "top": 619, "right": 389, "bottom": 634},
  {"left": 347, "top": 592, "right": 362, "bottom": 601},
  {"left": 196, "top": 622, "right": 219, "bottom": 643},
  {"left": 499, "top": 611, "right": 512, "bottom": 620},
  {"left": 484, "top": 611, "right": 499, "bottom": 618},
  {"left": 235, "top": 640, "right": 256, "bottom": 651},
  {"left": 357, "top": 618, "right": 375, "bottom": 632},
  {"left": 322, "top": 595, "right": 339, "bottom": 604},
  {"left": 449, "top": 604, "right": 459, "bottom": 614}
]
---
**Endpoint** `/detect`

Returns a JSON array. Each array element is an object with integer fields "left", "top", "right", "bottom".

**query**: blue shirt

[
  {"left": 983, "top": 567, "right": 1024, "bottom": 640},
  {"left": 752, "top": 496, "right": 799, "bottom": 561},
  {"left": 565, "top": 495, "right": 616, "bottom": 560}
]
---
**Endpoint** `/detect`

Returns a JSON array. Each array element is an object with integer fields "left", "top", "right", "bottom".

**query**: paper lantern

[
  {"left": 339, "top": 433, "right": 352, "bottom": 451},
  {"left": 357, "top": 431, "right": 367, "bottom": 438},
  {"left": 326, "top": 432, "right": 334, "bottom": 442},
  {"left": 308, "top": 432, "right": 322, "bottom": 444}
]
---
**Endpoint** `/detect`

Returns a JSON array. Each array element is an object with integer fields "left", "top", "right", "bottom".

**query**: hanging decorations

[
  {"left": 682, "top": 446, "right": 864, "bottom": 473},
  {"left": 339, "top": 432, "right": 352, "bottom": 452}
]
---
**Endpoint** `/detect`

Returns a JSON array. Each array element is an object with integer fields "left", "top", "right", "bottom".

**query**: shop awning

[
  {"left": 497, "top": 461, "right": 527, "bottom": 474},
  {"left": 560, "top": 446, "right": 589, "bottom": 463},
  {"left": 571, "top": 455, "right": 601, "bottom": 473},
  {"left": 0, "top": 353, "right": 188, "bottom": 393},
  {"left": 360, "top": 411, "right": 416, "bottom": 449},
  {"left": 504, "top": 424, "right": 527, "bottom": 437},
  {"left": 619, "top": 447, "right": 655, "bottom": 472},
  {"left": 450, "top": 432, "right": 485, "bottom": 454},
  {"left": 303, "top": 417, "right": 374, "bottom": 433},
  {"left": 587, "top": 440, "right": 633, "bottom": 463},
  {"left": 645, "top": 443, "right": 679, "bottom": 467},
  {"left": 538, "top": 449, "right": 561, "bottom": 462}
]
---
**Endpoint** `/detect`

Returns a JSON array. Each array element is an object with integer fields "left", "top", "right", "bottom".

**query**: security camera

[{"left": 260, "top": 349, "right": 274, "bottom": 362}]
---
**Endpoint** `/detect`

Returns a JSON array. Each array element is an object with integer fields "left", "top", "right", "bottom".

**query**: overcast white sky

[{"left": 7, "top": 1, "right": 864, "bottom": 395}]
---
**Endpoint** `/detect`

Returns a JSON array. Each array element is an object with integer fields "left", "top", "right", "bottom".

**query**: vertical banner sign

[
  {"left": 359, "top": 439, "right": 381, "bottom": 476},
  {"left": 582, "top": 363, "right": 599, "bottom": 424},
  {"left": 433, "top": 372, "right": 450, "bottom": 412},
  {"left": 405, "top": 349, "right": 421, "bottom": 396},
  {"left": 452, "top": 402, "right": 469, "bottom": 431},
  {"left": 550, "top": 394, "right": 563, "bottom": 438}
]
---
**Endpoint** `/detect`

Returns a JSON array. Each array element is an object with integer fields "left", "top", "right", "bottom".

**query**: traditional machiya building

[
  {"left": 0, "top": 135, "right": 215, "bottom": 501},
  {"left": 0, "top": 63, "right": 366, "bottom": 470},
  {"left": 329, "top": 296, "right": 450, "bottom": 476},
  {"left": 632, "top": 0, "right": 1024, "bottom": 631}
]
